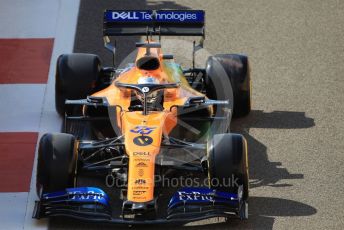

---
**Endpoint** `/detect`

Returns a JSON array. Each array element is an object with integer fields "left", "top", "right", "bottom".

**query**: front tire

[
  {"left": 36, "top": 133, "right": 77, "bottom": 195},
  {"left": 207, "top": 133, "right": 249, "bottom": 200}
]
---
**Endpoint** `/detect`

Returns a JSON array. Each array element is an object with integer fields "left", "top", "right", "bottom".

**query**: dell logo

[
  {"left": 112, "top": 12, "right": 139, "bottom": 20},
  {"left": 133, "top": 151, "right": 150, "bottom": 156}
]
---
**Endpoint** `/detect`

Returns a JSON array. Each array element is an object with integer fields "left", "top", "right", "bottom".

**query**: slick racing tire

[
  {"left": 36, "top": 133, "right": 77, "bottom": 195},
  {"left": 55, "top": 53, "right": 101, "bottom": 116},
  {"left": 207, "top": 133, "right": 249, "bottom": 200},
  {"left": 205, "top": 54, "right": 251, "bottom": 118}
]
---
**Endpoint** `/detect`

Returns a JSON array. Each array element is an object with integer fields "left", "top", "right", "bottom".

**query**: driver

[{"left": 134, "top": 76, "right": 164, "bottom": 110}]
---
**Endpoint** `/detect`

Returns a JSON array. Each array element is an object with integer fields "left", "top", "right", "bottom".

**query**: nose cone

[{"left": 122, "top": 200, "right": 156, "bottom": 215}]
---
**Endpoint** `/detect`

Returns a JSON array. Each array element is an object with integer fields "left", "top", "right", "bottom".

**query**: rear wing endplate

[{"left": 103, "top": 10, "right": 205, "bottom": 37}]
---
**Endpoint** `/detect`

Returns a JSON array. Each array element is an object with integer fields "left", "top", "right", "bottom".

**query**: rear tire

[
  {"left": 55, "top": 53, "right": 101, "bottom": 116},
  {"left": 206, "top": 54, "right": 251, "bottom": 118},
  {"left": 36, "top": 133, "right": 77, "bottom": 195},
  {"left": 207, "top": 133, "right": 249, "bottom": 200}
]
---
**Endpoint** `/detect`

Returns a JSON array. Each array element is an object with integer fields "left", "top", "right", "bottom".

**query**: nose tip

[{"left": 122, "top": 200, "right": 156, "bottom": 215}]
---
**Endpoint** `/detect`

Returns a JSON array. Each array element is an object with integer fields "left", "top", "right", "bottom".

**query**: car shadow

[
  {"left": 232, "top": 110, "right": 315, "bottom": 130},
  {"left": 173, "top": 110, "right": 317, "bottom": 229},
  {"left": 231, "top": 110, "right": 314, "bottom": 188},
  {"left": 173, "top": 196, "right": 317, "bottom": 230}
]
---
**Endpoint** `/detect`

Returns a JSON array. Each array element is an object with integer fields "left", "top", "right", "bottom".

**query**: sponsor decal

[
  {"left": 138, "top": 169, "right": 144, "bottom": 177},
  {"left": 131, "top": 196, "right": 147, "bottom": 200},
  {"left": 134, "top": 179, "right": 146, "bottom": 185},
  {"left": 178, "top": 191, "right": 213, "bottom": 201},
  {"left": 130, "top": 126, "right": 156, "bottom": 135},
  {"left": 111, "top": 11, "right": 139, "bottom": 20},
  {"left": 134, "top": 158, "right": 150, "bottom": 162},
  {"left": 133, "top": 136, "right": 153, "bottom": 146},
  {"left": 133, "top": 191, "right": 146, "bottom": 196},
  {"left": 136, "top": 162, "right": 148, "bottom": 167},
  {"left": 155, "top": 11, "right": 199, "bottom": 22},
  {"left": 133, "top": 151, "right": 150, "bottom": 156},
  {"left": 133, "top": 186, "right": 149, "bottom": 190},
  {"left": 69, "top": 191, "right": 103, "bottom": 201},
  {"left": 142, "top": 87, "right": 150, "bottom": 93},
  {"left": 105, "top": 10, "right": 204, "bottom": 23}
]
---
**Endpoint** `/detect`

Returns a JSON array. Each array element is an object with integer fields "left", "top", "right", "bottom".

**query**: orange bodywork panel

[
  {"left": 92, "top": 43, "right": 207, "bottom": 202},
  {"left": 122, "top": 112, "right": 176, "bottom": 202}
]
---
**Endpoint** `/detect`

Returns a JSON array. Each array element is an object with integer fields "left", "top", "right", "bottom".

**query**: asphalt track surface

[{"left": 50, "top": 0, "right": 344, "bottom": 229}]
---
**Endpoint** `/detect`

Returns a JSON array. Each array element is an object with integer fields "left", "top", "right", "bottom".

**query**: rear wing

[{"left": 103, "top": 10, "right": 205, "bottom": 37}]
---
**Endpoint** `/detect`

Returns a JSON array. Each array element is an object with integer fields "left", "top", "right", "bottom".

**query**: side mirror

[{"left": 188, "top": 96, "right": 205, "bottom": 105}]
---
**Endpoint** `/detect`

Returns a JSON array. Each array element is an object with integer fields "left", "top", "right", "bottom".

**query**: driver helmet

[{"left": 136, "top": 76, "right": 162, "bottom": 104}]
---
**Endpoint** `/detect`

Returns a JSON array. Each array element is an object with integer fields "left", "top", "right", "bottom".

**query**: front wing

[{"left": 33, "top": 187, "right": 245, "bottom": 225}]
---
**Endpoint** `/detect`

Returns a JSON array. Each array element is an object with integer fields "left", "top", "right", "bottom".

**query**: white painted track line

[
  {"left": 23, "top": 0, "right": 81, "bottom": 229},
  {"left": 0, "top": 84, "right": 45, "bottom": 132},
  {"left": 0, "top": 0, "right": 58, "bottom": 38},
  {"left": 0, "top": 192, "right": 29, "bottom": 229}
]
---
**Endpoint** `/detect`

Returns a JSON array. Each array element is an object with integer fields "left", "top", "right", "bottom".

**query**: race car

[{"left": 33, "top": 10, "right": 251, "bottom": 225}]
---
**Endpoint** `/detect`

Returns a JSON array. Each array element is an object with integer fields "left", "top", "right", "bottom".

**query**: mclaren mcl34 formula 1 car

[{"left": 33, "top": 10, "right": 251, "bottom": 225}]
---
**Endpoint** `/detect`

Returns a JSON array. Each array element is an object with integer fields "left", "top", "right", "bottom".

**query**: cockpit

[{"left": 115, "top": 80, "right": 179, "bottom": 115}]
